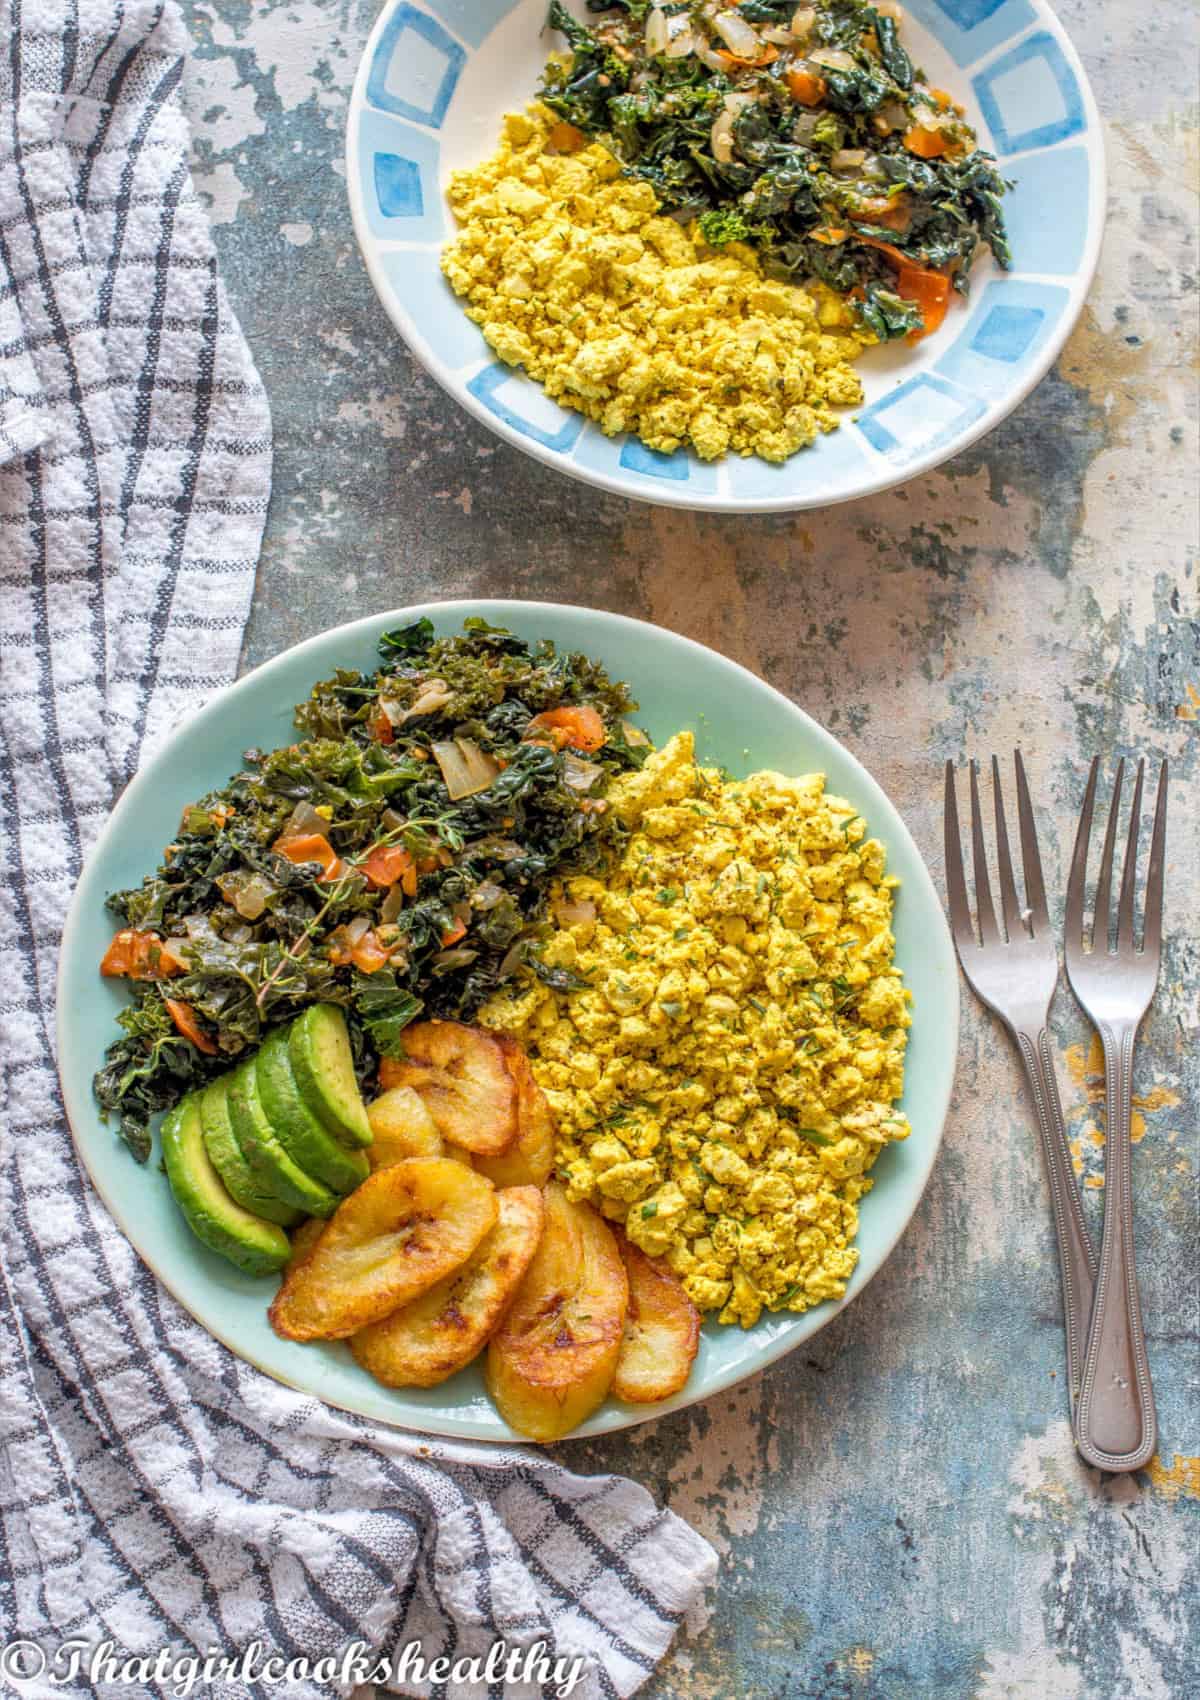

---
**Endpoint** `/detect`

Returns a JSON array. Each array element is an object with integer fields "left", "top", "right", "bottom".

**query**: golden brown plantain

[
  {"left": 467, "top": 1039, "right": 556, "bottom": 1188},
  {"left": 379, "top": 1021, "right": 517, "bottom": 1156},
  {"left": 268, "top": 1158, "right": 496, "bottom": 1342},
  {"left": 285, "top": 1215, "right": 327, "bottom": 1275},
  {"left": 612, "top": 1238, "right": 701, "bottom": 1403},
  {"left": 485, "top": 1182, "right": 628, "bottom": 1442},
  {"left": 366, "top": 1086, "right": 444, "bottom": 1168},
  {"left": 351, "top": 1185, "right": 544, "bottom": 1388}
]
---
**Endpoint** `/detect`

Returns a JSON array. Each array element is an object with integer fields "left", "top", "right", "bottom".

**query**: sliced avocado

[
  {"left": 255, "top": 1029, "right": 369, "bottom": 1195},
  {"left": 162, "top": 1094, "right": 290, "bottom": 1277},
  {"left": 288, "top": 1004, "right": 372, "bottom": 1149},
  {"left": 198, "top": 1076, "right": 301, "bottom": 1227},
  {"left": 227, "top": 1058, "right": 339, "bottom": 1217}
]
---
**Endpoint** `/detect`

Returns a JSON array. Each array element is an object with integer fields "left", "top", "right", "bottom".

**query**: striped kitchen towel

[{"left": 0, "top": 4, "right": 717, "bottom": 1697}]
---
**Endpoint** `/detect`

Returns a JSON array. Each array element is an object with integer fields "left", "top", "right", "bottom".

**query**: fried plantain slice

[
  {"left": 486, "top": 1182, "right": 628, "bottom": 1442},
  {"left": 351, "top": 1185, "right": 544, "bottom": 1388},
  {"left": 379, "top": 1021, "right": 517, "bottom": 1156},
  {"left": 465, "top": 1039, "right": 556, "bottom": 1188},
  {"left": 284, "top": 1215, "right": 327, "bottom": 1276},
  {"left": 366, "top": 1086, "right": 445, "bottom": 1169},
  {"left": 612, "top": 1238, "right": 701, "bottom": 1404},
  {"left": 268, "top": 1158, "right": 496, "bottom": 1342}
]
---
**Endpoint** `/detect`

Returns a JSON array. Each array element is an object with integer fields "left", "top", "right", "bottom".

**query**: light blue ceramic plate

[
  {"left": 346, "top": 0, "right": 1105, "bottom": 513},
  {"left": 59, "top": 603, "right": 959, "bottom": 1441}
]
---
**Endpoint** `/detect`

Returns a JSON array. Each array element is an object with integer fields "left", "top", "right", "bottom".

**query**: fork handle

[
  {"left": 1013, "top": 1025, "right": 1097, "bottom": 1407},
  {"left": 1074, "top": 1021, "right": 1157, "bottom": 1472}
]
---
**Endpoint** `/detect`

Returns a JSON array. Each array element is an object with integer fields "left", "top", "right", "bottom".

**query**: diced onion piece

[
  {"left": 791, "top": 5, "right": 816, "bottom": 35},
  {"left": 563, "top": 755, "right": 603, "bottom": 792},
  {"left": 875, "top": 0, "right": 904, "bottom": 17},
  {"left": 761, "top": 26, "right": 795, "bottom": 45},
  {"left": 553, "top": 896, "right": 597, "bottom": 928},
  {"left": 471, "top": 880, "right": 506, "bottom": 911},
  {"left": 431, "top": 738, "right": 501, "bottom": 801},
  {"left": 344, "top": 914, "right": 372, "bottom": 946},
  {"left": 284, "top": 800, "right": 331, "bottom": 838},
  {"left": 695, "top": 42, "right": 728, "bottom": 72},
  {"left": 380, "top": 884, "right": 406, "bottom": 924},
  {"left": 831, "top": 148, "right": 868, "bottom": 172},
  {"left": 793, "top": 109, "right": 822, "bottom": 142},
  {"left": 808, "top": 47, "right": 857, "bottom": 71},
  {"left": 710, "top": 107, "right": 736, "bottom": 164},
  {"left": 713, "top": 10, "right": 760, "bottom": 58},
  {"left": 398, "top": 678, "right": 452, "bottom": 723},
  {"left": 619, "top": 719, "right": 651, "bottom": 747},
  {"left": 644, "top": 6, "right": 668, "bottom": 54},
  {"left": 664, "top": 14, "right": 695, "bottom": 57},
  {"left": 235, "top": 873, "right": 276, "bottom": 921}
]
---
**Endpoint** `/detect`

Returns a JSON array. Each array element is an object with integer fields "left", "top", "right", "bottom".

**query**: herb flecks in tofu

[
  {"left": 541, "top": 0, "right": 1010, "bottom": 342},
  {"left": 94, "top": 619, "right": 642, "bottom": 1158},
  {"left": 442, "top": 106, "right": 866, "bottom": 464},
  {"left": 481, "top": 733, "right": 912, "bottom": 1327}
]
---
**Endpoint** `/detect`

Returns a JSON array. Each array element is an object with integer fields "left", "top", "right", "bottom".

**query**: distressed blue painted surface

[{"left": 179, "top": 2, "right": 1200, "bottom": 1695}]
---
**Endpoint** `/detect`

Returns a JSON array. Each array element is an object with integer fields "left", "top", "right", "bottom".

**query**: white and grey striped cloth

[{"left": 0, "top": 4, "right": 717, "bottom": 1695}]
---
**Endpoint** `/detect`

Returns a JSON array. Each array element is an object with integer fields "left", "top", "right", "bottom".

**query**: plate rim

[
  {"left": 58, "top": 598, "right": 960, "bottom": 1441},
  {"left": 344, "top": 0, "right": 1107, "bottom": 515}
]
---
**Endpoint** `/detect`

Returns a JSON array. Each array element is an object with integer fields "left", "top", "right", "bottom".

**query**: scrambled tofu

[
  {"left": 442, "top": 106, "right": 866, "bottom": 464},
  {"left": 481, "top": 733, "right": 911, "bottom": 1328}
]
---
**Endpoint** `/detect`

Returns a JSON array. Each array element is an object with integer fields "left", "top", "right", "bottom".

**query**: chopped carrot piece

[
  {"left": 856, "top": 234, "right": 913, "bottom": 269},
  {"left": 716, "top": 44, "right": 778, "bottom": 69},
  {"left": 100, "top": 928, "right": 183, "bottom": 979},
  {"left": 272, "top": 832, "right": 346, "bottom": 882},
  {"left": 163, "top": 998, "right": 219, "bottom": 1054},
  {"left": 851, "top": 196, "right": 911, "bottom": 233},
  {"left": 895, "top": 265, "right": 952, "bottom": 340},
  {"left": 523, "top": 705, "right": 606, "bottom": 753},
  {"left": 359, "top": 842, "right": 416, "bottom": 891},
  {"left": 327, "top": 926, "right": 393, "bottom": 974},
  {"left": 787, "top": 68, "right": 827, "bottom": 106},
  {"left": 811, "top": 226, "right": 849, "bottom": 245},
  {"left": 367, "top": 705, "right": 394, "bottom": 744},
  {"left": 547, "top": 121, "right": 586, "bottom": 154},
  {"left": 439, "top": 918, "right": 468, "bottom": 948},
  {"left": 903, "top": 125, "right": 949, "bottom": 159},
  {"left": 928, "top": 88, "right": 962, "bottom": 113}
]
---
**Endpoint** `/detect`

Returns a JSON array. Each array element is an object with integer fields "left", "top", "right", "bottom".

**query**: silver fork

[
  {"left": 944, "top": 754, "right": 1096, "bottom": 1410},
  {"left": 1065, "top": 757, "right": 1168, "bottom": 1473}
]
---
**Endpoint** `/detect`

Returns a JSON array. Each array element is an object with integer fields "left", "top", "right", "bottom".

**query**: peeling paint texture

[{"left": 180, "top": 3, "right": 1198, "bottom": 1695}]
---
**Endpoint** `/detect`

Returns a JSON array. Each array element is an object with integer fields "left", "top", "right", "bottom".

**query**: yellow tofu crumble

[
  {"left": 442, "top": 106, "right": 867, "bottom": 465},
  {"left": 480, "top": 733, "right": 912, "bottom": 1328}
]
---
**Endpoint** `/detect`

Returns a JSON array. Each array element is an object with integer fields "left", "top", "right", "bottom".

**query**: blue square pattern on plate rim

[{"left": 354, "top": 0, "right": 1098, "bottom": 507}]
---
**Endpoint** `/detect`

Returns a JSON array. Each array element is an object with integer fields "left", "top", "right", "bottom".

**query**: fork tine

[
  {"left": 1013, "top": 750, "right": 1049, "bottom": 932},
  {"left": 991, "top": 755, "right": 1023, "bottom": 941},
  {"left": 1065, "top": 756, "right": 1098, "bottom": 949},
  {"left": 1142, "top": 758, "right": 1168, "bottom": 957},
  {"left": 1116, "top": 759, "right": 1145, "bottom": 951},
  {"left": 1093, "top": 758, "right": 1126, "bottom": 953},
  {"left": 969, "top": 760, "right": 1000, "bottom": 944},
  {"left": 943, "top": 762, "right": 977, "bottom": 947}
]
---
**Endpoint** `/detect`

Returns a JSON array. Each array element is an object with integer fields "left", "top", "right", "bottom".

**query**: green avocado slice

[
  {"left": 227, "top": 1058, "right": 339, "bottom": 1218},
  {"left": 198, "top": 1076, "right": 301, "bottom": 1227},
  {"left": 161, "top": 1094, "right": 290, "bottom": 1276},
  {"left": 287, "top": 1004, "right": 372, "bottom": 1149},
  {"left": 255, "top": 1029, "right": 369, "bottom": 1195}
]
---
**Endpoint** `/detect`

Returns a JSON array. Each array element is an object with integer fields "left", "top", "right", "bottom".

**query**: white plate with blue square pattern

[{"left": 346, "top": 0, "right": 1104, "bottom": 513}]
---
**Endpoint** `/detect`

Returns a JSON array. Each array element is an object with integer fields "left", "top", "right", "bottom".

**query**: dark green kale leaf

[
  {"left": 93, "top": 992, "right": 219, "bottom": 1161},
  {"left": 870, "top": 11, "right": 913, "bottom": 90},
  {"left": 857, "top": 282, "right": 925, "bottom": 341},
  {"left": 352, "top": 969, "right": 423, "bottom": 1056},
  {"left": 379, "top": 617, "right": 435, "bottom": 656}
]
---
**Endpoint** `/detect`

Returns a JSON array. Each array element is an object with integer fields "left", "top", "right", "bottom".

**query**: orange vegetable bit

[
  {"left": 163, "top": 998, "right": 219, "bottom": 1054},
  {"left": 546, "top": 120, "right": 586, "bottom": 154},
  {"left": 929, "top": 88, "right": 964, "bottom": 114},
  {"left": 523, "top": 704, "right": 606, "bottom": 753},
  {"left": 367, "top": 705, "right": 394, "bottom": 744},
  {"left": 786, "top": 67, "right": 827, "bottom": 106},
  {"left": 439, "top": 918, "right": 468, "bottom": 948},
  {"left": 851, "top": 196, "right": 911, "bottom": 233},
  {"left": 895, "top": 265, "right": 952, "bottom": 341},
  {"left": 327, "top": 926, "right": 393, "bottom": 974},
  {"left": 360, "top": 842, "right": 416, "bottom": 892},
  {"left": 856, "top": 233, "right": 914, "bottom": 269},
  {"left": 811, "top": 226, "right": 849, "bottom": 246},
  {"left": 100, "top": 928, "right": 185, "bottom": 979},
  {"left": 903, "top": 124, "right": 949, "bottom": 159},
  {"left": 272, "top": 832, "right": 346, "bottom": 883},
  {"left": 716, "top": 43, "right": 779, "bottom": 69}
]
